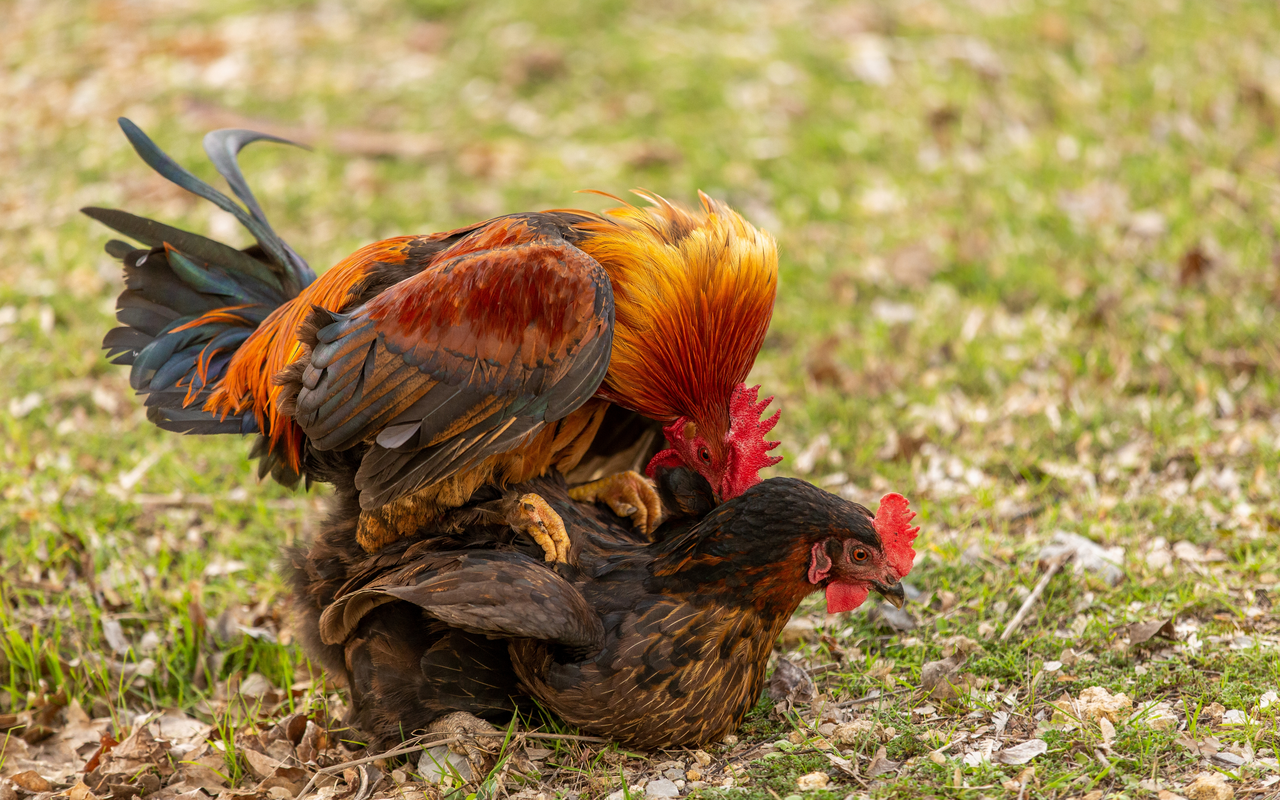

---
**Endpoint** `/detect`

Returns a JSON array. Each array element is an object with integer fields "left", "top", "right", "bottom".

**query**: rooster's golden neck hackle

[{"left": 89, "top": 121, "right": 783, "bottom": 538}]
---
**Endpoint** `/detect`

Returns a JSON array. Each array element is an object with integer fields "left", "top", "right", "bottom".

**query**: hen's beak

[{"left": 873, "top": 580, "right": 906, "bottom": 609}]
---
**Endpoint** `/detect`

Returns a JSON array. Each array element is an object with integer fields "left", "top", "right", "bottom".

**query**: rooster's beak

[{"left": 873, "top": 580, "right": 906, "bottom": 609}]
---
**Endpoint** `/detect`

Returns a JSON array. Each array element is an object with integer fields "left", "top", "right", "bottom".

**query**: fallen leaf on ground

[
  {"left": 98, "top": 725, "right": 171, "bottom": 778},
  {"left": 67, "top": 781, "right": 98, "bottom": 800},
  {"left": 9, "top": 772, "right": 52, "bottom": 793},
  {"left": 995, "top": 739, "right": 1047, "bottom": 765},
  {"left": 778, "top": 618, "right": 818, "bottom": 646},
  {"left": 1131, "top": 701, "right": 1179, "bottom": 730},
  {"left": 1175, "top": 733, "right": 1222, "bottom": 758},
  {"left": 1127, "top": 618, "right": 1177, "bottom": 647},
  {"left": 1054, "top": 686, "right": 1133, "bottom": 724},
  {"left": 767, "top": 658, "right": 815, "bottom": 704},
  {"left": 939, "top": 635, "right": 982, "bottom": 657},
  {"left": 1203, "top": 702, "right": 1226, "bottom": 723},
  {"left": 825, "top": 753, "right": 858, "bottom": 778},
  {"left": 1185, "top": 771, "right": 1233, "bottom": 800},
  {"left": 1220, "top": 709, "right": 1251, "bottom": 725},
  {"left": 865, "top": 602, "right": 917, "bottom": 632},
  {"left": 866, "top": 746, "right": 901, "bottom": 777},
  {"left": 886, "top": 242, "right": 941, "bottom": 289},
  {"left": 920, "top": 654, "right": 976, "bottom": 702},
  {"left": 1099, "top": 717, "right": 1117, "bottom": 747},
  {"left": 832, "top": 720, "right": 880, "bottom": 745},
  {"left": 101, "top": 618, "right": 131, "bottom": 656},
  {"left": 1039, "top": 531, "right": 1124, "bottom": 586},
  {"left": 1178, "top": 244, "right": 1214, "bottom": 286},
  {"left": 419, "top": 744, "right": 473, "bottom": 786}
]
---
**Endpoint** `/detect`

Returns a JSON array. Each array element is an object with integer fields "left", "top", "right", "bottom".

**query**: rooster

[
  {"left": 295, "top": 467, "right": 919, "bottom": 751},
  {"left": 89, "top": 120, "right": 782, "bottom": 554}
]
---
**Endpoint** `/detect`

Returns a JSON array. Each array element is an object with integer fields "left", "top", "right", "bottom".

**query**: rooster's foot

[
  {"left": 422, "top": 711, "right": 500, "bottom": 784},
  {"left": 569, "top": 470, "right": 664, "bottom": 536},
  {"left": 508, "top": 493, "right": 570, "bottom": 563}
]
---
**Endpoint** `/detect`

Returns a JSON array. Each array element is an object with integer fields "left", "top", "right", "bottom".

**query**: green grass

[{"left": 4, "top": 0, "right": 1280, "bottom": 797}]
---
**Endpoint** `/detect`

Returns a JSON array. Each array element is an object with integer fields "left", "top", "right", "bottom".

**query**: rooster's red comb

[
  {"left": 873, "top": 493, "right": 920, "bottom": 580},
  {"left": 727, "top": 383, "right": 782, "bottom": 471}
]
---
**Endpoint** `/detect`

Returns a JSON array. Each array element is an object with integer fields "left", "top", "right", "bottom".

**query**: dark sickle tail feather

[{"left": 86, "top": 119, "right": 314, "bottom": 485}]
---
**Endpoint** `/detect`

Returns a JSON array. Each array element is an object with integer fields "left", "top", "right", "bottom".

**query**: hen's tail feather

[{"left": 88, "top": 119, "right": 312, "bottom": 488}]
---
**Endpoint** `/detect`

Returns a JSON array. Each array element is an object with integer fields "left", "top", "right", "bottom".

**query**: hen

[
  {"left": 88, "top": 121, "right": 783, "bottom": 554},
  {"left": 293, "top": 468, "right": 919, "bottom": 751}
]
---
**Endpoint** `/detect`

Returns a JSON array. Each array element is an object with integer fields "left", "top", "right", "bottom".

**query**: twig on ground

[
  {"left": 476, "top": 730, "right": 610, "bottom": 744},
  {"left": 295, "top": 734, "right": 459, "bottom": 799},
  {"left": 1001, "top": 551, "right": 1076, "bottom": 641}
]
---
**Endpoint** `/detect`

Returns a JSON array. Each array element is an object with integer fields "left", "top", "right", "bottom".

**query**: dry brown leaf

[
  {"left": 168, "top": 745, "right": 232, "bottom": 795},
  {"left": 994, "top": 739, "right": 1047, "bottom": 765},
  {"left": 1127, "top": 618, "right": 1176, "bottom": 648},
  {"left": 67, "top": 781, "right": 99, "bottom": 800},
  {"left": 1069, "top": 686, "right": 1133, "bottom": 722},
  {"left": 9, "top": 771, "right": 52, "bottom": 793},
  {"left": 1185, "top": 772, "right": 1233, "bottom": 800},
  {"left": 767, "top": 658, "right": 816, "bottom": 704},
  {"left": 101, "top": 618, "right": 131, "bottom": 656},
  {"left": 807, "top": 336, "right": 855, "bottom": 391},
  {"left": 99, "top": 725, "right": 171, "bottom": 779},
  {"left": 866, "top": 745, "right": 901, "bottom": 777},
  {"left": 778, "top": 617, "right": 818, "bottom": 647},
  {"left": 825, "top": 753, "right": 859, "bottom": 778},
  {"left": 886, "top": 243, "right": 941, "bottom": 289},
  {"left": 920, "top": 654, "right": 975, "bottom": 702},
  {"left": 1179, "top": 244, "right": 1214, "bottom": 286},
  {"left": 939, "top": 635, "right": 982, "bottom": 657},
  {"left": 1203, "top": 702, "right": 1226, "bottom": 723}
]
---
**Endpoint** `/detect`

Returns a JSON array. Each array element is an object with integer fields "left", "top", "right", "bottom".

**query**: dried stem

[{"left": 1001, "top": 551, "right": 1076, "bottom": 641}]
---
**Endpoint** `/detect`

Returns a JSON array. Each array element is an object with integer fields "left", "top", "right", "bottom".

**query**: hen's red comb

[
  {"left": 873, "top": 493, "right": 920, "bottom": 579},
  {"left": 727, "top": 383, "right": 782, "bottom": 470}
]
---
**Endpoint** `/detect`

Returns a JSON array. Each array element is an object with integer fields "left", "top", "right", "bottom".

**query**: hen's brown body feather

[{"left": 290, "top": 469, "right": 899, "bottom": 750}]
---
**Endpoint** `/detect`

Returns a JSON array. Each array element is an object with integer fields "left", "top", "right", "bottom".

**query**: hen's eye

[
  {"left": 698, "top": 447, "right": 712, "bottom": 464},
  {"left": 851, "top": 548, "right": 868, "bottom": 562}
]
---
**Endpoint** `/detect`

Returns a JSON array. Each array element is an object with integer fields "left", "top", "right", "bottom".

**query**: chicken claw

[
  {"left": 424, "top": 711, "right": 499, "bottom": 782},
  {"left": 508, "top": 493, "right": 571, "bottom": 563},
  {"left": 569, "top": 470, "right": 664, "bottom": 536}
]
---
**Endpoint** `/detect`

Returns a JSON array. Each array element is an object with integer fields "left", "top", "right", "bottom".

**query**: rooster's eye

[
  {"left": 698, "top": 447, "right": 712, "bottom": 465},
  {"left": 851, "top": 548, "right": 868, "bottom": 562}
]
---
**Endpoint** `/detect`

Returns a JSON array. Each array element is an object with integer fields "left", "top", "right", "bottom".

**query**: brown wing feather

[
  {"left": 292, "top": 215, "right": 614, "bottom": 509},
  {"left": 320, "top": 551, "right": 604, "bottom": 651}
]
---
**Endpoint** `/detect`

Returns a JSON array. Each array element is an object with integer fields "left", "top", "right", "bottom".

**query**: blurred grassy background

[{"left": 3, "top": 0, "right": 1280, "bottom": 795}]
